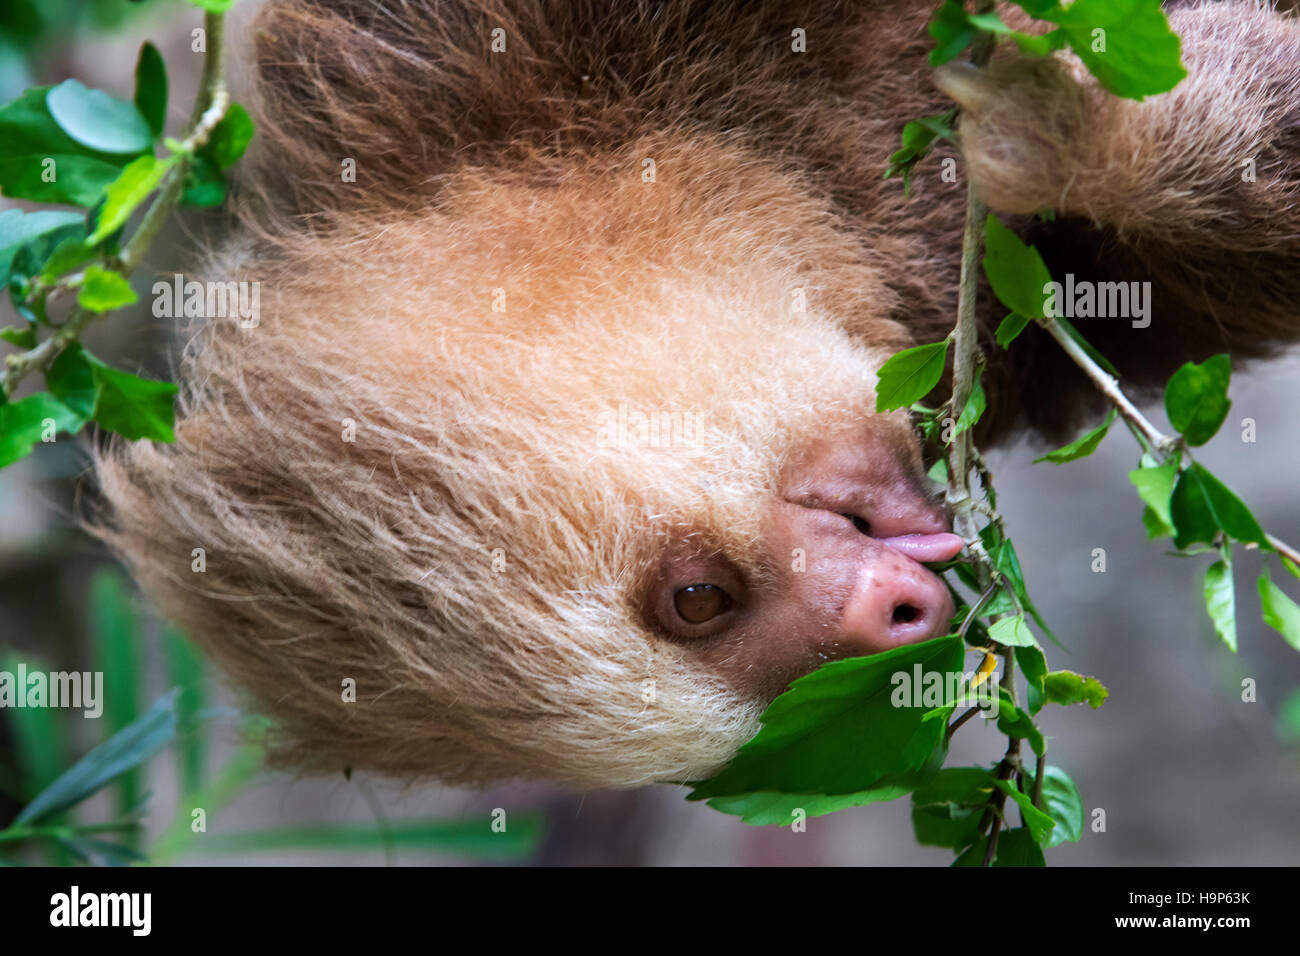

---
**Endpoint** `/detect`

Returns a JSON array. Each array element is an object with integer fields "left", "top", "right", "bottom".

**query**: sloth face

[{"left": 94, "top": 147, "right": 960, "bottom": 787}]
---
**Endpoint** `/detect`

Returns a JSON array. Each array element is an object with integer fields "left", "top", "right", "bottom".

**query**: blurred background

[{"left": 2, "top": 0, "right": 1298, "bottom": 866}]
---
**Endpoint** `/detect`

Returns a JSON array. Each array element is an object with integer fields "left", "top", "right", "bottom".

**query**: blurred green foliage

[
  {"left": 0, "top": 569, "right": 545, "bottom": 865},
  {"left": 0, "top": 0, "right": 164, "bottom": 100}
]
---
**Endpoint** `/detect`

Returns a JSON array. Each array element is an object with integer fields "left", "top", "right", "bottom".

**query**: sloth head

[{"left": 92, "top": 137, "right": 962, "bottom": 788}]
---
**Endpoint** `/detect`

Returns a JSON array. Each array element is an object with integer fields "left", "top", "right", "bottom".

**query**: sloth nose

[{"left": 838, "top": 545, "right": 957, "bottom": 652}]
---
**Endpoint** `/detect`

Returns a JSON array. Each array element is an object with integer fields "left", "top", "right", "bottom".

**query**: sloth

[{"left": 92, "top": 0, "right": 1300, "bottom": 788}]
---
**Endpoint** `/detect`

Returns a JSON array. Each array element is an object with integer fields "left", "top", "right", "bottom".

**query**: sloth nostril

[
  {"left": 842, "top": 513, "right": 872, "bottom": 536},
  {"left": 892, "top": 603, "right": 920, "bottom": 624}
]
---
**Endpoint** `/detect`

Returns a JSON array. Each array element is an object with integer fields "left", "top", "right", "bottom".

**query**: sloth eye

[{"left": 673, "top": 584, "right": 734, "bottom": 623}]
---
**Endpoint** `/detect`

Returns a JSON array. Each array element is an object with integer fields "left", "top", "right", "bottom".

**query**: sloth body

[{"left": 95, "top": 0, "right": 1300, "bottom": 787}]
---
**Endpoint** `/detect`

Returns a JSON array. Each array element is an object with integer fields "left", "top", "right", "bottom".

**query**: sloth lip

[{"left": 877, "top": 533, "right": 966, "bottom": 563}]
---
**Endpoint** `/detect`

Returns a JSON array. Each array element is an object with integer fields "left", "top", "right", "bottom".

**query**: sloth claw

[{"left": 933, "top": 61, "right": 998, "bottom": 114}]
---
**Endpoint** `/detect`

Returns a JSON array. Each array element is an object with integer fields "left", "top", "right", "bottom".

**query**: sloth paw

[{"left": 934, "top": 57, "right": 1096, "bottom": 216}]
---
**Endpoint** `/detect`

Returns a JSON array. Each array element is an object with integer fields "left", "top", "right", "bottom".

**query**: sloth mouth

[{"left": 876, "top": 532, "right": 966, "bottom": 564}]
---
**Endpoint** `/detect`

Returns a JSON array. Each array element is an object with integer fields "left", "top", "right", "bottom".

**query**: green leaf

[
  {"left": 164, "top": 627, "right": 207, "bottom": 796},
  {"left": 1034, "top": 409, "right": 1115, "bottom": 464},
  {"left": 87, "top": 154, "right": 175, "bottom": 245},
  {"left": 6, "top": 217, "right": 85, "bottom": 328},
  {"left": 85, "top": 355, "right": 178, "bottom": 442},
  {"left": 980, "top": 526, "right": 1061, "bottom": 648},
  {"left": 1276, "top": 689, "right": 1300, "bottom": 745},
  {"left": 0, "top": 208, "right": 83, "bottom": 281},
  {"left": 1141, "top": 505, "right": 1172, "bottom": 540},
  {"left": 911, "top": 766, "right": 998, "bottom": 807},
  {"left": 45, "top": 343, "right": 97, "bottom": 421},
  {"left": 0, "top": 653, "right": 69, "bottom": 803},
  {"left": 148, "top": 734, "right": 265, "bottom": 864},
  {"left": 1042, "top": 670, "right": 1108, "bottom": 709},
  {"left": 1203, "top": 558, "right": 1237, "bottom": 653},
  {"left": 46, "top": 79, "right": 154, "bottom": 155},
  {"left": 1015, "top": 0, "right": 1065, "bottom": 16},
  {"left": 995, "top": 312, "right": 1029, "bottom": 348},
  {"left": 207, "top": 102, "right": 254, "bottom": 169},
  {"left": 996, "top": 690, "right": 1046, "bottom": 756},
  {"left": 90, "top": 568, "right": 142, "bottom": 821},
  {"left": 1129, "top": 458, "right": 1178, "bottom": 533},
  {"left": 884, "top": 111, "right": 956, "bottom": 194},
  {"left": 988, "top": 614, "right": 1037, "bottom": 648},
  {"left": 1045, "top": 0, "right": 1185, "bottom": 100},
  {"left": 1016, "top": 644, "right": 1048, "bottom": 715},
  {"left": 0, "top": 392, "right": 83, "bottom": 467},
  {"left": 993, "top": 779, "right": 1056, "bottom": 845},
  {"left": 77, "top": 264, "right": 137, "bottom": 312},
  {"left": 1284, "top": 556, "right": 1300, "bottom": 582},
  {"left": 1258, "top": 571, "right": 1300, "bottom": 651},
  {"left": 203, "top": 816, "right": 545, "bottom": 860},
  {"left": 953, "top": 369, "right": 986, "bottom": 438},
  {"left": 1170, "top": 462, "right": 1267, "bottom": 549},
  {"left": 0, "top": 87, "right": 132, "bottom": 206},
  {"left": 187, "top": 0, "right": 238, "bottom": 12},
  {"left": 0, "top": 327, "right": 35, "bottom": 348},
  {"left": 1032, "top": 763, "right": 1084, "bottom": 847},
  {"left": 1164, "top": 354, "right": 1231, "bottom": 447},
  {"left": 929, "top": 0, "right": 977, "bottom": 66},
  {"left": 912, "top": 800, "right": 985, "bottom": 850},
  {"left": 983, "top": 214, "right": 1053, "bottom": 319},
  {"left": 38, "top": 236, "right": 97, "bottom": 284},
  {"left": 953, "top": 827, "right": 1046, "bottom": 866},
  {"left": 180, "top": 154, "right": 227, "bottom": 207},
  {"left": 875, "top": 340, "right": 950, "bottom": 412},
  {"left": 15, "top": 689, "right": 178, "bottom": 825},
  {"left": 709, "top": 785, "right": 912, "bottom": 826},
  {"left": 1053, "top": 313, "right": 1119, "bottom": 376},
  {"left": 688, "top": 635, "right": 965, "bottom": 799},
  {"left": 0, "top": 651, "right": 73, "bottom": 864},
  {"left": 910, "top": 767, "right": 997, "bottom": 850},
  {"left": 133, "top": 42, "right": 167, "bottom": 138},
  {"left": 966, "top": 11, "right": 1064, "bottom": 57},
  {"left": 59, "top": 835, "right": 148, "bottom": 867}
]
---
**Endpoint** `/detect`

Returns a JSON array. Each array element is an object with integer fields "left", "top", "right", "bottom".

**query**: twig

[
  {"left": 1037, "top": 314, "right": 1300, "bottom": 567},
  {"left": 957, "top": 581, "right": 998, "bottom": 640},
  {"left": 980, "top": 652, "right": 1019, "bottom": 865},
  {"left": 945, "top": 0, "right": 997, "bottom": 570},
  {"left": 0, "top": 11, "right": 229, "bottom": 400},
  {"left": 1038, "top": 316, "right": 1174, "bottom": 456},
  {"left": 946, "top": 704, "right": 983, "bottom": 740}
]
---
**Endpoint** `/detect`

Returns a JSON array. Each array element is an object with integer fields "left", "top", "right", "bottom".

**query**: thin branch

[
  {"left": 946, "top": 704, "right": 983, "bottom": 740},
  {"left": 1038, "top": 314, "right": 1300, "bottom": 567},
  {"left": 0, "top": 10, "right": 228, "bottom": 400},
  {"left": 1266, "top": 534, "right": 1300, "bottom": 569},
  {"left": 1038, "top": 315, "right": 1174, "bottom": 456},
  {"left": 979, "top": 649, "right": 1019, "bottom": 865},
  {"left": 957, "top": 581, "right": 998, "bottom": 640},
  {"left": 945, "top": 0, "right": 997, "bottom": 573}
]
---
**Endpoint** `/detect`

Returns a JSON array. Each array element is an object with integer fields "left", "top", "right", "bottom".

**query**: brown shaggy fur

[{"left": 92, "top": 0, "right": 1300, "bottom": 787}]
